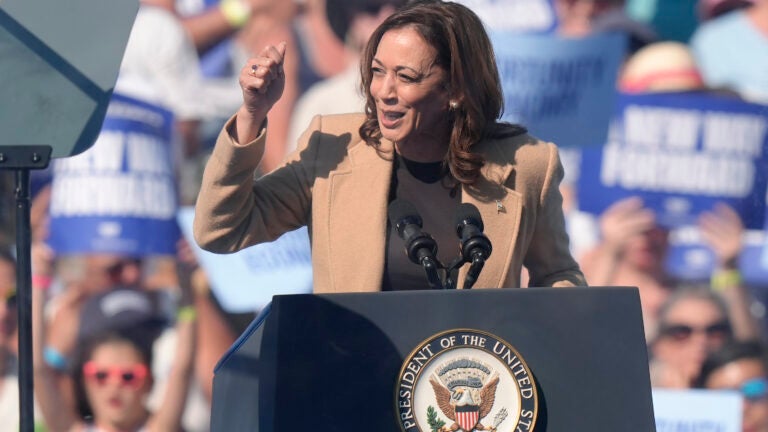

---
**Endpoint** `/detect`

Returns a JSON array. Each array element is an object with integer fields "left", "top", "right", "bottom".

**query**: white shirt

[
  {"left": 287, "top": 64, "right": 366, "bottom": 152},
  {"left": 115, "top": 5, "right": 241, "bottom": 121}
]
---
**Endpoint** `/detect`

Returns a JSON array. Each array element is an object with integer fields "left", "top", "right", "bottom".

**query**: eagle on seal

[{"left": 429, "top": 375, "right": 500, "bottom": 431}]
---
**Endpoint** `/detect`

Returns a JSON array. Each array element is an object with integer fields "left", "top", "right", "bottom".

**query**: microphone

[
  {"left": 454, "top": 203, "right": 492, "bottom": 289},
  {"left": 388, "top": 199, "right": 443, "bottom": 289}
]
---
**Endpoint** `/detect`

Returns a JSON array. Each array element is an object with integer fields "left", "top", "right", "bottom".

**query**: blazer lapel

[
  {"left": 457, "top": 158, "right": 522, "bottom": 289},
  {"left": 326, "top": 140, "right": 394, "bottom": 292}
]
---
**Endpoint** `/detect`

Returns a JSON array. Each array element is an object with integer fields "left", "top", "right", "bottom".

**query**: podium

[{"left": 210, "top": 287, "right": 656, "bottom": 431}]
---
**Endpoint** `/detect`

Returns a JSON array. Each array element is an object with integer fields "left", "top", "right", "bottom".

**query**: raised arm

[
  {"left": 193, "top": 42, "right": 304, "bottom": 253},
  {"left": 579, "top": 196, "right": 657, "bottom": 286},
  {"left": 699, "top": 203, "right": 762, "bottom": 341},
  {"left": 175, "top": 238, "right": 236, "bottom": 402},
  {"left": 234, "top": 42, "right": 287, "bottom": 145},
  {"left": 32, "top": 242, "right": 80, "bottom": 431},
  {"left": 147, "top": 259, "right": 198, "bottom": 432}
]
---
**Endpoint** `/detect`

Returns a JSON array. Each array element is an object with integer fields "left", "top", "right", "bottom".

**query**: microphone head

[
  {"left": 388, "top": 199, "right": 423, "bottom": 239},
  {"left": 454, "top": 203, "right": 484, "bottom": 236}
]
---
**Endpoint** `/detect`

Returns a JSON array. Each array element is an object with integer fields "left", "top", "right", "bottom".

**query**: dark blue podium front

[{"left": 210, "top": 287, "right": 655, "bottom": 431}]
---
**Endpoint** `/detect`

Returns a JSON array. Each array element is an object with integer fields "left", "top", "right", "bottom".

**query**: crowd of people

[{"left": 0, "top": 0, "right": 766, "bottom": 430}]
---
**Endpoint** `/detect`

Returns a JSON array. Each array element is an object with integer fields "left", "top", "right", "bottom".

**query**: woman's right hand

[{"left": 235, "top": 41, "right": 287, "bottom": 143}]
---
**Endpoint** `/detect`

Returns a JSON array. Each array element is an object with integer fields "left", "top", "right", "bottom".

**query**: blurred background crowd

[{"left": 1, "top": 0, "right": 767, "bottom": 430}]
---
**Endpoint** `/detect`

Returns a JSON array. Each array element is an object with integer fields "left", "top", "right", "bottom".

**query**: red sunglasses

[{"left": 83, "top": 361, "right": 148, "bottom": 389}]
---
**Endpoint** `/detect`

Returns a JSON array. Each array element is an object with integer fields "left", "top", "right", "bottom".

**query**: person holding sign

[
  {"left": 580, "top": 197, "right": 761, "bottom": 343},
  {"left": 578, "top": 39, "right": 766, "bottom": 342},
  {"left": 31, "top": 243, "right": 198, "bottom": 432},
  {"left": 194, "top": 0, "right": 586, "bottom": 291}
]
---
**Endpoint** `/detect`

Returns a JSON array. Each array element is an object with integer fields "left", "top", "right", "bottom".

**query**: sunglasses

[
  {"left": 658, "top": 321, "right": 732, "bottom": 342},
  {"left": 740, "top": 378, "right": 768, "bottom": 402},
  {"left": 83, "top": 361, "right": 148, "bottom": 389}
]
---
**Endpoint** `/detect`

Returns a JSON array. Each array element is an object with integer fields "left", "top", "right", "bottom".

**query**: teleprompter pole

[{"left": 0, "top": 145, "right": 52, "bottom": 432}]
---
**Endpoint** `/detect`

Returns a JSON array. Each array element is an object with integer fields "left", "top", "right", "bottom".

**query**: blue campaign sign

[
  {"left": 653, "top": 389, "right": 741, "bottom": 432},
  {"left": 491, "top": 32, "right": 626, "bottom": 148},
  {"left": 456, "top": 0, "right": 557, "bottom": 33},
  {"left": 764, "top": 229, "right": 768, "bottom": 273},
  {"left": 578, "top": 91, "right": 768, "bottom": 229},
  {"left": 47, "top": 93, "right": 180, "bottom": 256},
  {"left": 177, "top": 207, "right": 313, "bottom": 313},
  {"left": 664, "top": 228, "right": 768, "bottom": 286}
]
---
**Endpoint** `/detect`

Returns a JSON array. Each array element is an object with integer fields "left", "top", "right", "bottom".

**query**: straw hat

[{"left": 619, "top": 41, "right": 705, "bottom": 93}]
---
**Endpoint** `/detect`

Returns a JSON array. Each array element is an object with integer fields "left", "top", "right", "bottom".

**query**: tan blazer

[{"left": 193, "top": 113, "right": 586, "bottom": 293}]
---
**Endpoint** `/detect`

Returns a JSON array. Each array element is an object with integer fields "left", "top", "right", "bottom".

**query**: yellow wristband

[
  {"left": 711, "top": 269, "right": 741, "bottom": 293},
  {"left": 177, "top": 305, "right": 197, "bottom": 322},
  {"left": 220, "top": 0, "right": 251, "bottom": 28}
]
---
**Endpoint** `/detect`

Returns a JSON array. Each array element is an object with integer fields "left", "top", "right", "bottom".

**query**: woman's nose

[{"left": 376, "top": 74, "right": 396, "bottom": 102}]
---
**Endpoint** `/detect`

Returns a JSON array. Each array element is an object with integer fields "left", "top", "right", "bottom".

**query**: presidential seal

[{"left": 396, "top": 329, "right": 537, "bottom": 432}]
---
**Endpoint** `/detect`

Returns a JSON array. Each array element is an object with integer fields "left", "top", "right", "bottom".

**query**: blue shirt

[{"left": 690, "top": 10, "right": 768, "bottom": 104}]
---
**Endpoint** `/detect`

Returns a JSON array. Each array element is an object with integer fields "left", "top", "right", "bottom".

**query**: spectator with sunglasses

[
  {"left": 649, "top": 286, "right": 760, "bottom": 388},
  {"left": 580, "top": 196, "right": 761, "bottom": 345},
  {"left": 32, "top": 242, "right": 198, "bottom": 432},
  {"left": 696, "top": 340, "right": 768, "bottom": 432},
  {"left": 36, "top": 252, "right": 149, "bottom": 377}
]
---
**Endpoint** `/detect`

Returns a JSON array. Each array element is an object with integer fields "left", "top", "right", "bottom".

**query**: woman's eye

[
  {"left": 399, "top": 74, "right": 417, "bottom": 82},
  {"left": 371, "top": 67, "right": 384, "bottom": 74}
]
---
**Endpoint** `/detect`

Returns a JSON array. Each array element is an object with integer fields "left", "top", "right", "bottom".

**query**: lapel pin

[{"left": 496, "top": 200, "right": 505, "bottom": 214}]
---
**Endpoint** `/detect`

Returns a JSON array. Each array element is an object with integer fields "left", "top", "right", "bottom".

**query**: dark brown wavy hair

[{"left": 359, "top": 0, "right": 521, "bottom": 185}]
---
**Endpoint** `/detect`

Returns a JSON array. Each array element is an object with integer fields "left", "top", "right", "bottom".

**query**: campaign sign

[
  {"left": 177, "top": 207, "right": 313, "bottom": 313},
  {"left": 664, "top": 227, "right": 768, "bottom": 286},
  {"left": 456, "top": 0, "right": 556, "bottom": 33},
  {"left": 491, "top": 32, "right": 625, "bottom": 148},
  {"left": 653, "top": 388, "right": 741, "bottom": 432},
  {"left": 579, "top": 92, "right": 768, "bottom": 229},
  {"left": 763, "top": 229, "right": 768, "bottom": 273},
  {"left": 48, "top": 93, "right": 179, "bottom": 256}
]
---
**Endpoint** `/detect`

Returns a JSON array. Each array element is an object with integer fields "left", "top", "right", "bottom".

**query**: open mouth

[{"left": 379, "top": 110, "right": 405, "bottom": 128}]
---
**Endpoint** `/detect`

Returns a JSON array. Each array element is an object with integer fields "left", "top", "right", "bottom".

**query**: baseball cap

[{"left": 77, "top": 287, "right": 169, "bottom": 345}]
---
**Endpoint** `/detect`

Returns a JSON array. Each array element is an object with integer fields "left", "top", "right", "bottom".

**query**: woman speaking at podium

[{"left": 193, "top": 0, "right": 586, "bottom": 292}]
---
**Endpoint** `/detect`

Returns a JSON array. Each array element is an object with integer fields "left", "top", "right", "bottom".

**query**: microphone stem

[
  {"left": 420, "top": 256, "right": 444, "bottom": 290},
  {"left": 443, "top": 257, "right": 464, "bottom": 290},
  {"left": 463, "top": 253, "right": 487, "bottom": 289}
]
